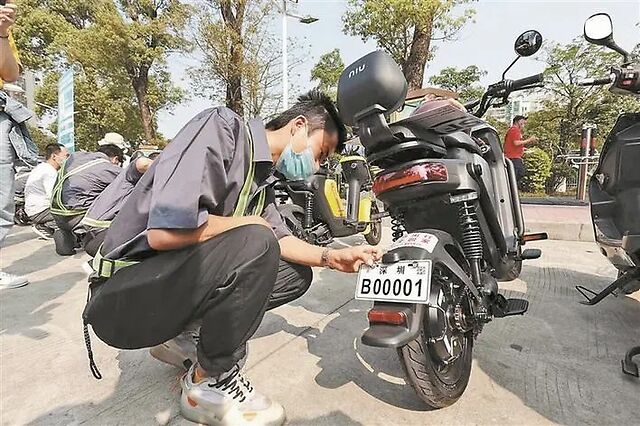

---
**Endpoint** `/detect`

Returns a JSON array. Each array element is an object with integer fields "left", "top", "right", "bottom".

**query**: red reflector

[
  {"left": 373, "top": 163, "right": 448, "bottom": 195},
  {"left": 367, "top": 309, "right": 407, "bottom": 326}
]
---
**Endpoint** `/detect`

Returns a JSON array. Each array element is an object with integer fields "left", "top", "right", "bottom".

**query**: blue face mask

[{"left": 276, "top": 127, "right": 318, "bottom": 181}]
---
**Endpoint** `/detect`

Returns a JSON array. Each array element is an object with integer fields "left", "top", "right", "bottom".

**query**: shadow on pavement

[
  {"left": 475, "top": 265, "right": 640, "bottom": 425},
  {"left": 0, "top": 272, "right": 83, "bottom": 340},
  {"left": 3, "top": 244, "right": 82, "bottom": 276},
  {"left": 2, "top": 227, "right": 37, "bottom": 248},
  {"left": 266, "top": 267, "right": 430, "bottom": 412},
  {"left": 288, "top": 411, "right": 364, "bottom": 425},
  {"left": 24, "top": 350, "right": 183, "bottom": 425}
]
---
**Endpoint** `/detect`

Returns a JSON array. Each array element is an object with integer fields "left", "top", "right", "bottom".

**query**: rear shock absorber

[
  {"left": 391, "top": 212, "right": 406, "bottom": 242},
  {"left": 304, "top": 194, "right": 314, "bottom": 229},
  {"left": 458, "top": 200, "right": 483, "bottom": 285}
]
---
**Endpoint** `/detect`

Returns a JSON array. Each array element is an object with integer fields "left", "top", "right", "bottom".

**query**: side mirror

[
  {"left": 514, "top": 30, "right": 543, "bottom": 57},
  {"left": 584, "top": 13, "right": 613, "bottom": 45},
  {"left": 583, "top": 13, "right": 629, "bottom": 61}
]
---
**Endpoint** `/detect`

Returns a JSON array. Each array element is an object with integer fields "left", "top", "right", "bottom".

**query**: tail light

[
  {"left": 367, "top": 309, "right": 407, "bottom": 326},
  {"left": 372, "top": 162, "right": 448, "bottom": 195}
]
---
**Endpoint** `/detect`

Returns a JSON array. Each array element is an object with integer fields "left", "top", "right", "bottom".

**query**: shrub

[{"left": 522, "top": 147, "right": 552, "bottom": 194}]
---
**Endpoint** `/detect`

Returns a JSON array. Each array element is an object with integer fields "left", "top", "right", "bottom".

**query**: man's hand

[
  {"left": 325, "top": 245, "right": 384, "bottom": 273},
  {"left": 0, "top": 1, "right": 17, "bottom": 37},
  {"left": 526, "top": 136, "right": 539, "bottom": 144}
]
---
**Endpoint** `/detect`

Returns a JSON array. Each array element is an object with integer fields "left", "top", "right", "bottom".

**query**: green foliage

[
  {"left": 343, "top": 0, "right": 475, "bottom": 89},
  {"left": 427, "top": 65, "right": 486, "bottom": 102},
  {"left": 190, "top": 0, "right": 300, "bottom": 116},
  {"left": 485, "top": 115, "right": 509, "bottom": 137},
  {"left": 27, "top": 124, "right": 57, "bottom": 154},
  {"left": 14, "top": 0, "right": 191, "bottom": 145},
  {"left": 523, "top": 38, "right": 640, "bottom": 194},
  {"left": 311, "top": 49, "right": 344, "bottom": 100},
  {"left": 521, "top": 147, "right": 552, "bottom": 195}
]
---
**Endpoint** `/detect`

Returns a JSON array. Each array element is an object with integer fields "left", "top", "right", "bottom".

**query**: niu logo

[{"left": 348, "top": 64, "right": 366, "bottom": 79}]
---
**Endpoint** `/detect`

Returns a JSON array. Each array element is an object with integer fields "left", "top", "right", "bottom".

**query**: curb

[{"left": 525, "top": 221, "right": 595, "bottom": 242}]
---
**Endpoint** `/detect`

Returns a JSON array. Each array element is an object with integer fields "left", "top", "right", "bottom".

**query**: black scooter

[
  {"left": 573, "top": 13, "right": 640, "bottom": 378},
  {"left": 336, "top": 31, "right": 548, "bottom": 408}
]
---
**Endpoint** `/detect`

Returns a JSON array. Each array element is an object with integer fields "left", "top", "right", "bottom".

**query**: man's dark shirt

[{"left": 101, "top": 107, "right": 290, "bottom": 261}]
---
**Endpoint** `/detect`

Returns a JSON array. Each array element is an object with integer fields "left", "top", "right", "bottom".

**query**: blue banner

[{"left": 57, "top": 68, "right": 75, "bottom": 152}]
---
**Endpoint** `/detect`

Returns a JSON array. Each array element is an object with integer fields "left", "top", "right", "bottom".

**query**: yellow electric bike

[{"left": 276, "top": 151, "right": 384, "bottom": 246}]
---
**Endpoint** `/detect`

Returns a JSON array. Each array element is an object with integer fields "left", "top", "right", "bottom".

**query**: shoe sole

[
  {"left": 149, "top": 344, "right": 192, "bottom": 370},
  {"left": 31, "top": 226, "right": 53, "bottom": 240},
  {"left": 180, "top": 392, "right": 286, "bottom": 426},
  {"left": 0, "top": 281, "right": 29, "bottom": 289}
]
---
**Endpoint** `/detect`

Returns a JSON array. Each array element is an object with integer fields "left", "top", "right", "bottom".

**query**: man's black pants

[
  {"left": 29, "top": 208, "right": 58, "bottom": 232},
  {"left": 52, "top": 213, "right": 83, "bottom": 255},
  {"left": 84, "top": 225, "right": 312, "bottom": 375},
  {"left": 511, "top": 157, "right": 526, "bottom": 184}
]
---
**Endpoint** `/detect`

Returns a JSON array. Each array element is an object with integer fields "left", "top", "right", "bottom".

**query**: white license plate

[{"left": 355, "top": 260, "right": 432, "bottom": 304}]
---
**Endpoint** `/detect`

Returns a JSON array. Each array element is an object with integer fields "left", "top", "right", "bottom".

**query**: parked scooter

[
  {"left": 336, "top": 31, "right": 548, "bottom": 408},
  {"left": 276, "top": 145, "right": 383, "bottom": 246},
  {"left": 13, "top": 164, "right": 32, "bottom": 226},
  {"left": 573, "top": 13, "right": 640, "bottom": 378}
]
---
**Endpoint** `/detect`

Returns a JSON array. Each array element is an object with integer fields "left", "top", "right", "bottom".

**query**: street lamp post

[{"left": 275, "top": 0, "right": 318, "bottom": 109}]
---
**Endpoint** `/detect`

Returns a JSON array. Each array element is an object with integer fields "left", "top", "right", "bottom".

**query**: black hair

[
  {"left": 97, "top": 144, "right": 124, "bottom": 163},
  {"left": 265, "top": 88, "right": 347, "bottom": 153},
  {"left": 44, "top": 143, "right": 64, "bottom": 160},
  {"left": 513, "top": 115, "right": 528, "bottom": 124}
]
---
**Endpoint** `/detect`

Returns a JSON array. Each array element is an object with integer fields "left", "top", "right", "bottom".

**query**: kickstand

[
  {"left": 575, "top": 269, "right": 640, "bottom": 306},
  {"left": 622, "top": 346, "right": 640, "bottom": 378}
]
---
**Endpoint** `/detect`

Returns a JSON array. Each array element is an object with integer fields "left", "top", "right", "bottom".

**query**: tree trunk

[
  {"left": 403, "top": 24, "right": 433, "bottom": 91},
  {"left": 220, "top": 1, "right": 244, "bottom": 115},
  {"left": 132, "top": 74, "right": 156, "bottom": 144}
]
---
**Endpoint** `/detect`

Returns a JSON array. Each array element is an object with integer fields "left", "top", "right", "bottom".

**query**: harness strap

[
  {"left": 81, "top": 216, "right": 112, "bottom": 229},
  {"left": 92, "top": 244, "right": 139, "bottom": 278},
  {"left": 51, "top": 158, "right": 111, "bottom": 216}
]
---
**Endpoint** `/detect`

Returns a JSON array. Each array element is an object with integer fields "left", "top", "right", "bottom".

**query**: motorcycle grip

[{"left": 512, "top": 73, "right": 544, "bottom": 90}]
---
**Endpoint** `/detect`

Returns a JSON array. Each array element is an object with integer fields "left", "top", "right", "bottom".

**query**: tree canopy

[{"left": 310, "top": 49, "right": 344, "bottom": 100}]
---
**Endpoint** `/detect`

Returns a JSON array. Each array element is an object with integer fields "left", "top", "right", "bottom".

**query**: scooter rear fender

[{"left": 361, "top": 229, "right": 476, "bottom": 348}]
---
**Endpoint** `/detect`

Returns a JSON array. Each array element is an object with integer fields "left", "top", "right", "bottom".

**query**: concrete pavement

[{"left": 1, "top": 225, "right": 639, "bottom": 425}]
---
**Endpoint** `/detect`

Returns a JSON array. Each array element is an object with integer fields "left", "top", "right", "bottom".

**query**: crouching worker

[
  {"left": 78, "top": 155, "right": 154, "bottom": 257},
  {"left": 82, "top": 90, "right": 382, "bottom": 426},
  {"left": 24, "top": 143, "right": 69, "bottom": 239},
  {"left": 50, "top": 144, "right": 124, "bottom": 255}
]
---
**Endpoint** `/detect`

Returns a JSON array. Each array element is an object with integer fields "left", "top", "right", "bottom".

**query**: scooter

[
  {"left": 276, "top": 147, "right": 383, "bottom": 246},
  {"left": 336, "top": 31, "right": 548, "bottom": 408},
  {"left": 13, "top": 164, "right": 32, "bottom": 226},
  {"left": 572, "top": 13, "right": 640, "bottom": 378}
]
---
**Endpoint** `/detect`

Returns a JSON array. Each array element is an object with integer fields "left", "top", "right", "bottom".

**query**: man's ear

[{"left": 292, "top": 115, "right": 308, "bottom": 130}]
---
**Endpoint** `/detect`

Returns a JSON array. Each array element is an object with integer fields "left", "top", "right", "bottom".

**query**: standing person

[
  {"left": 78, "top": 155, "right": 154, "bottom": 256},
  {"left": 504, "top": 115, "right": 538, "bottom": 186},
  {"left": 83, "top": 90, "right": 383, "bottom": 426},
  {"left": 50, "top": 144, "right": 124, "bottom": 255},
  {"left": 24, "top": 143, "right": 69, "bottom": 239},
  {"left": 0, "top": 0, "right": 37, "bottom": 289}
]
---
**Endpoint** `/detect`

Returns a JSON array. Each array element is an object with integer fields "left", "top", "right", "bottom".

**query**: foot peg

[
  {"left": 520, "top": 249, "right": 542, "bottom": 260},
  {"left": 493, "top": 295, "right": 529, "bottom": 318}
]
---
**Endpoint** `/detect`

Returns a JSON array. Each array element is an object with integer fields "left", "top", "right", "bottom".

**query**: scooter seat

[{"left": 622, "top": 234, "right": 640, "bottom": 255}]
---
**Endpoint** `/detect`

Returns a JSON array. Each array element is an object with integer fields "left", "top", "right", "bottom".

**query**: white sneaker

[
  {"left": 150, "top": 323, "right": 200, "bottom": 370},
  {"left": 0, "top": 271, "right": 29, "bottom": 289},
  {"left": 180, "top": 363, "right": 285, "bottom": 426}
]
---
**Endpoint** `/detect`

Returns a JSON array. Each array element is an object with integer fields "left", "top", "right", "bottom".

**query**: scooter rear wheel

[
  {"left": 364, "top": 204, "right": 382, "bottom": 245},
  {"left": 398, "top": 281, "right": 473, "bottom": 408}
]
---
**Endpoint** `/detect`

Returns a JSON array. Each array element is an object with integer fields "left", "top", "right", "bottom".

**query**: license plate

[{"left": 355, "top": 260, "right": 432, "bottom": 304}]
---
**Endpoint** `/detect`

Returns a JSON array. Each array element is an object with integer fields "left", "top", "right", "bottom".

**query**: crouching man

[
  {"left": 78, "top": 155, "right": 154, "bottom": 256},
  {"left": 83, "top": 90, "right": 382, "bottom": 426},
  {"left": 50, "top": 144, "right": 124, "bottom": 255}
]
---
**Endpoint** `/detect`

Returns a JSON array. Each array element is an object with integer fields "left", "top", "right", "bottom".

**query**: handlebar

[
  {"left": 578, "top": 74, "right": 615, "bottom": 87},
  {"left": 511, "top": 73, "right": 545, "bottom": 90}
]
